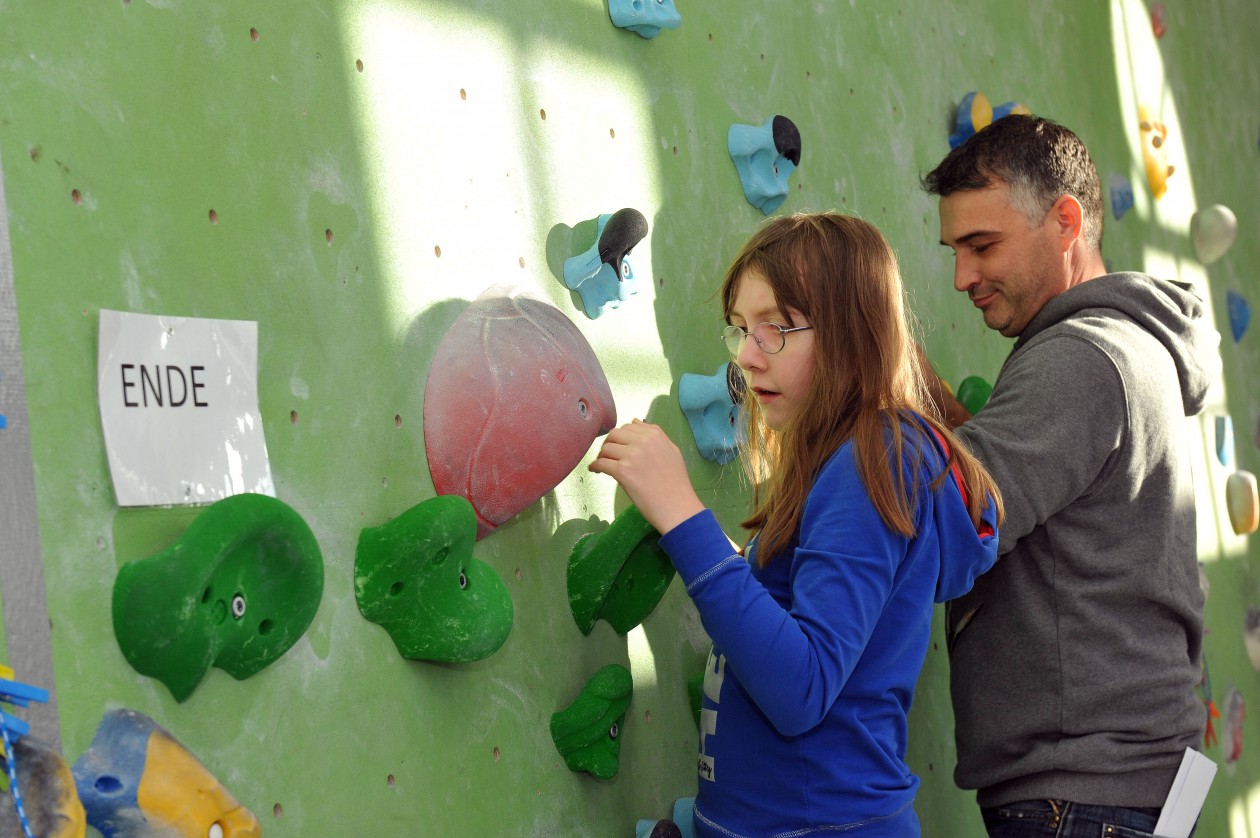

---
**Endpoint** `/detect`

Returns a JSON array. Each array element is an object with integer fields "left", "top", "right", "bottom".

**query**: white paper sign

[{"left": 97, "top": 309, "right": 275, "bottom": 506}]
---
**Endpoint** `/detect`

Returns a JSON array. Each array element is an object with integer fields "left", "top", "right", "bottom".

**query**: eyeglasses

[{"left": 721, "top": 322, "right": 813, "bottom": 356}]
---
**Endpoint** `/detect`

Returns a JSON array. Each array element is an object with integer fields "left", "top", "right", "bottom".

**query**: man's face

[{"left": 939, "top": 184, "right": 1066, "bottom": 337}]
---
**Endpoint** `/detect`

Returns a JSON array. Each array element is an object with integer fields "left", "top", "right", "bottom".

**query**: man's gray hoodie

[{"left": 949, "top": 272, "right": 1221, "bottom": 808}]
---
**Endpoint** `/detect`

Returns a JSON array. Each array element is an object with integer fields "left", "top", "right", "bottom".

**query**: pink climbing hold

[{"left": 423, "top": 285, "right": 617, "bottom": 539}]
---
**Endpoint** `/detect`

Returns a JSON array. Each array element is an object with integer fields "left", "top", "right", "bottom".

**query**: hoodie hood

[
  {"left": 923, "top": 428, "right": 1000, "bottom": 604},
  {"left": 1015, "top": 272, "right": 1221, "bottom": 416}
]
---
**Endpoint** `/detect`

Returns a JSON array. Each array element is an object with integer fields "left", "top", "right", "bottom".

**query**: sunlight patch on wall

[
  {"left": 1229, "top": 782, "right": 1260, "bottom": 837},
  {"left": 1109, "top": 0, "right": 1194, "bottom": 235},
  {"left": 1112, "top": 0, "right": 1236, "bottom": 564},
  {"left": 344, "top": 3, "right": 665, "bottom": 323},
  {"left": 343, "top": 2, "right": 675, "bottom": 526},
  {"left": 628, "top": 623, "right": 660, "bottom": 693}
]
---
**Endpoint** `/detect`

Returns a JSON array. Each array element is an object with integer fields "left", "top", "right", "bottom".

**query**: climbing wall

[{"left": 1, "top": 1, "right": 1260, "bottom": 835}]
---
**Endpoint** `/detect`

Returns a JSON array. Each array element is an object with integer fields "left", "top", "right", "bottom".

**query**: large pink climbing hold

[{"left": 424, "top": 285, "right": 617, "bottom": 539}]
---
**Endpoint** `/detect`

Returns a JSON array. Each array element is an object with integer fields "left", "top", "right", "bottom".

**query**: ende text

[{"left": 120, "top": 364, "right": 209, "bottom": 408}]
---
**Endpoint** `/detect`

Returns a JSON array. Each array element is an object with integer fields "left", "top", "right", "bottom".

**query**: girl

[{"left": 589, "top": 212, "right": 1002, "bottom": 837}]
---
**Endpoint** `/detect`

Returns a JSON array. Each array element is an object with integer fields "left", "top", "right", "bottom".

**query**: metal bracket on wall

[{"left": 0, "top": 149, "right": 60, "bottom": 749}]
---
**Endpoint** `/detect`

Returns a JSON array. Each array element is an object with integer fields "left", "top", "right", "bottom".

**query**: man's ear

[{"left": 1048, "top": 194, "right": 1084, "bottom": 252}]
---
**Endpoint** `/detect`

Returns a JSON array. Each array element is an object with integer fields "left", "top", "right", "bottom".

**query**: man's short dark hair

[{"left": 921, "top": 114, "right": 1105, "bottom": 251}]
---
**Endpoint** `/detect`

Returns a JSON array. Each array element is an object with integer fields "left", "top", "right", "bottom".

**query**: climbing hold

[
  {"left": 955, "top": 375, "right": 992, "bottom": 415},
  {"left": 550, "top": 664, "right": 633, "bottom": 780},
  {"left": 1245, "top": 606, "right": 1260, "bottom": 672},
  {"left": 1226, "top": 471, "right": 1259, "bottom": 535},
  {"left": 568, "top": 505, "right": 675, "bottom": 635},
  {"left": 112, "top": 493, "right": 324, "bottom": 702},
  {"left": 1191, "top": 204, "right": 1237, "bottom": 265},
  {"left": 728, "top": 115, "right": 801, "bottom": 214},
  {"left": 1223, "top": 687, "right": 1245, "bottom": 764},
  {"left": 1138, "top": 106, "right": 1175, "bottom": 200},
  {"left": 1227, "top": 291, "right": 1250, "bottom": 342},
  {"left": 0, "top": 733, "right": 84, "bottom": 838},
  {"left": 678, "top": 362, "right": 744, "bottom": 465},
  {"left": 355, "top": 495, "right": 513, "bottom": 663},
  {"left": 71, "top": 709, "right": 260, "bottom": 838},
  {"left": 1108, "top": 173, "right": 1134, "bottom": 220},
  {"left": 608, "top": 0, "right": 681, "bottom": 39},
  {"left": 948, "top": 91, "right": 1029, "bottom": 148},
  {"left": 1216, "top": 415, "right": 1235, "bottom": 467},
  {"left": 562, "top": 209, "right": 649, "bottom": 319},
  {"left": 423, "top": 285, "right": 617, "bottom": 539}
]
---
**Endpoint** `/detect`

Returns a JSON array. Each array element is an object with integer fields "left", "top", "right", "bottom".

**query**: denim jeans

[{"left": 980, "top": 799, "right": 1174, "bottom": 838}]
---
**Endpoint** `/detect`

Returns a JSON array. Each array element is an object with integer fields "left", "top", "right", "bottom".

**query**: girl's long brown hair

[{"left": 721, "top": 212, "right": 1003, "bottom": 565}]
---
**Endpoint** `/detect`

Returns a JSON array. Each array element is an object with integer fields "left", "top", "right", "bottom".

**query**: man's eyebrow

[{"left": 940, "top": 230, "right": 997, "bottom": 247}]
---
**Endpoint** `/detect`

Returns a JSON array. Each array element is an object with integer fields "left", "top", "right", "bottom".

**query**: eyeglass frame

[{"left": 721, "top": 322, "right": 813, "bottom": 357}]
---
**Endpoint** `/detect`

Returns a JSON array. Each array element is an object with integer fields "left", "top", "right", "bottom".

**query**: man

[{"left": 917, "top": 114, "right": 1219, "bottom": 837}]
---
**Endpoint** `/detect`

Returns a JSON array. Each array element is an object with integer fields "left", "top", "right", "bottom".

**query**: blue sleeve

[{"left": 659, "top": 445, "right": 910, "bottom": 736}]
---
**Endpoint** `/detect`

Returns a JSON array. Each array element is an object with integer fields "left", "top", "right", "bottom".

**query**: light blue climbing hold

[
  {"left": 634, "top": 797, "right": 696, "bottom": 838},
  {"left": 608, "top": 0, "right": 681, "bottom": 39},
  {"left": 1217, "top": 415, "right": 1235, "bottom": 467},
  {"left": 678, "top": 362, "right": 744, "bottom": 464},
  {"left": 728, "top": 116, "right": 801, "bottom": 215},
  {"left": 562, "top": 209, "right": 649, "bottom": 319}
]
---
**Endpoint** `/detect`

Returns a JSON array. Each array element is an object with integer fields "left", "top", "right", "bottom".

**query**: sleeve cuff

[{"left": 659, "top": 508, "right": 742, "bottom": 588}]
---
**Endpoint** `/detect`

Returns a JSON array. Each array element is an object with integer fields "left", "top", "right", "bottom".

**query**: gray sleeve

[{"left": 955, "top": 333, "right": 1126, "bottom": 555}]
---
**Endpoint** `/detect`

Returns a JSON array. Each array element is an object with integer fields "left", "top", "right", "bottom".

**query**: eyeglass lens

[{"left": 723, "top": 323, "right": 786, "bottom": 356}]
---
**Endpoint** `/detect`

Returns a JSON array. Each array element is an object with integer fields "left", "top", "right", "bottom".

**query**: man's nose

[{"left": 954, "top": 255, "right": 980, "bottom": 294}]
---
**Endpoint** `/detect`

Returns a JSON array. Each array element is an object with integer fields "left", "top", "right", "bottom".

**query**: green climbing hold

[
  {"left": 355, "top": 494, "right": 513, "bottom": 663},
  {"left": 550, "top": 664, "right": 633, "bottom": 780},
  {"left": 112, "top": 493, "right": 324, "bottom": 702},
  {"left": 567, "top": 505, "right": 676, "bottom": 636},
  {"left": 956, "top": 375, "right": 993, "bottom": 415}
]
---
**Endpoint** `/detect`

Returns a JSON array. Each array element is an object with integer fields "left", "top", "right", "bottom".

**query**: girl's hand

[{"left": 588, "top": 419, "right": 706, "bottom": 535}]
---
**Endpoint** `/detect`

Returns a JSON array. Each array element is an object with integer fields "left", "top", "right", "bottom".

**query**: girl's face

[{"left": 728, "top": 269, "right": 815, "bottom": 432}]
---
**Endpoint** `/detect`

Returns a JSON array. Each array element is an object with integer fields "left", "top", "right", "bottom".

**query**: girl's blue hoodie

[{"left": 659, "top": 418, "right": 999, "bottom": 837}]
